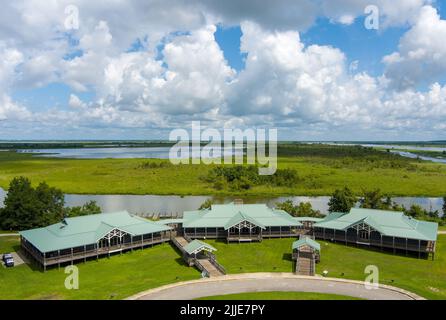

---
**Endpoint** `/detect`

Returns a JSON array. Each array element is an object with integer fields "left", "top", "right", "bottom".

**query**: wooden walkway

[
  {"left": 197, "top": 259, "right": 224, "bottom": 277},
  {"left": 171, "top": 236, "right": 224, "bottom": 277},
  {"left": 295, "top": 248, "right": 315, "bottom": 276}
]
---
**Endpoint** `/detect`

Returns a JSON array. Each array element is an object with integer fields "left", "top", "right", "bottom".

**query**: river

[{"left": 0, "top": 188, "right": 443, "bottom": 216}]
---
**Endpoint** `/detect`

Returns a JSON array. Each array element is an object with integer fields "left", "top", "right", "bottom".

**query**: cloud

[
  {"left": 0, "top": 1, "right": 444, "bottom": 140},
  {"left": 384, "top": 5, "right": 446, "bottom": 90}
]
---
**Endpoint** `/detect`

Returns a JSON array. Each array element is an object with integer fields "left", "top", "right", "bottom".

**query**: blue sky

[{"left": 1, "top": 1, "right": 446, "bottom": 140}]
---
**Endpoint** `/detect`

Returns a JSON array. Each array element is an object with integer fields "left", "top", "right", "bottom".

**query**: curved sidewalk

[{"left": 126, "top": 273, "right": 424, "bottom": 300}]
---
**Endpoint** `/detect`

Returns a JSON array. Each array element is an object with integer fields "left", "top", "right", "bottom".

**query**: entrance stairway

[
  {"left": 196, "top": 259, "right": 224, "bottom": 277},
  {"left": 296, "top": 249, "right": 315, "bottom": 276},
  {"left": 171, "top": 236, "right": 225, "bottom": 277}
]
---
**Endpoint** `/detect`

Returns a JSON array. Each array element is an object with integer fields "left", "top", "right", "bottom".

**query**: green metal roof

[
  {"left": 314, "top": 208, "right": 438, "bottom": 241},
  {"left": 292, "top": 237, "right": 321, "bottom": 251},
  {"left": 293, "top": 217, "right": 324, "bottom": 223},
  {"left": 19, "top": 211, "right": 171, "bottom": 253},
  {"left": 224, "top": 211, "right": 266, "bottom": 230},
  {"left": 183, "top": 240, "right": 217, "bottom": 255},
  {"left": 182, "top": 203, "right": 302, "bottom": 229},
  {"left": 155, "top": 219, "right": 184, "bottom": 225}
]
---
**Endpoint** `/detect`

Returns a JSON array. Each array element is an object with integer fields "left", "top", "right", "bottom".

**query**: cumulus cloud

[
  {"left": 384, "top": 5, "right": 446, "bottom": 90},
  {"left": 0, "top": 1, "right": 444, "bottom": 139}
]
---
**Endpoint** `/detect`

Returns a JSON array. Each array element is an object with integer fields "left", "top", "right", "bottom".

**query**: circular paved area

[{"left": 127, "top": 273, "right": 424, "bottom": 300}]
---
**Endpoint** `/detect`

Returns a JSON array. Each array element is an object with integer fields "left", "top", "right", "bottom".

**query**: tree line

[
  {"left": 0, "top": 177, "right": 101, "bottom": 231},
  {"left": 326, "top": 187, "right": 446, "bottom": 225}
]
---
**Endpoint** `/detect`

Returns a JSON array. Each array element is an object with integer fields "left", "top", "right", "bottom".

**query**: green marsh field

[{"left": 1, "top": 144, "right": 446, "bottom": 196}]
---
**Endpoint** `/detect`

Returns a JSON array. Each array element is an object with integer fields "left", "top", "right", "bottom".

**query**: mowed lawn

[
  {"left": 204, "top": 235, "right": 446, "bottom": 300},
  {"left": 0, "top": 235, "right": 20, "bottom": 253},
  {"left": 197, "top": 291, "right": 363, "bottom": 300},
  {"left": 0, "top": 240, "right": 200, "bottom": 300},
  {"left": 1, "top": 151, "right": 446, "bottom": 196}
]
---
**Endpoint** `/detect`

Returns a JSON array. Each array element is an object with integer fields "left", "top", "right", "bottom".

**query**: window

[{"left": 359, "top": 230, "right": 369, "bottom": 240}]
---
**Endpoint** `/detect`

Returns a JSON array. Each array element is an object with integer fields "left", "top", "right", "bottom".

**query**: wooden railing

[
  {"left": 314, "top": 232, "right": 431, "bottom": 252},
  {"left": 209, "top": 254, "right": 226, "bottom": 275},
  {"left": 24, "top": 235, "right": 170, "bottom": 266},
  {"left": 193, "top": 259, "right": 209, "bottom": 277}
]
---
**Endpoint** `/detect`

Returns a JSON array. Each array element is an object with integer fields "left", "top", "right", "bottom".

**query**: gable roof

[
  {"left": 182, "top": 203, "right": 302, "bottom": 229},
  {"left": 292, "top": 237, "right": 321, "bottom": 251},
  {"left": 224, "top": 211, "right": 266, "bottom": 230},
  {"left": 183, "top": 240, "right": 217, "bottom": 255},
  {"left": 314, "top": 208, "right": 438, "bottom": 241},
  {"left": 19, "top": 211, "right": 171, "bottom": 253}
]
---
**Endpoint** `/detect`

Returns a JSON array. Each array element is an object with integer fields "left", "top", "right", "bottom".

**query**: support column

[
  {"left": 71, "top": 247, "right": 74, "bottom": 265},
  {"left": 393, "top": 237, "right": 395, "bottom": 254},
  {"left": 418, "top": 240, "right": 421, "bottom": 259},
  {"left": 84, "top": 245, "right": 87, "bottom": 263}
]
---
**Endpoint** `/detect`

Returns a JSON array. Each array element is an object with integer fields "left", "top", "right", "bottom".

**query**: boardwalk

[
  {"left": 295, "top": 248, "right": 314, "bottom": 276},
  {"left": 197, "top": 259, "right": 223, "bottom": 277},
  {"left": 171, "top": 236, "right": 224, "bottom": 277}
]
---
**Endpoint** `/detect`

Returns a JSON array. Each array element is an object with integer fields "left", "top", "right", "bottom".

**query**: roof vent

[
  {"left": 60, "top": 218, "right": 68, "bottom": 228},
  {"left": 234, "top": 199, "right": 244, "bottom": 205}
]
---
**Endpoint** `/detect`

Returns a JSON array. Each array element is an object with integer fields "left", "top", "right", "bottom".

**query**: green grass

[
  {"left": 0, "top": 236, "right": 20, "bottom": 254},
  {"left": 205, "top": 239, "right": 295, "bottom": 273},
  {"left": 0, "top": 242, "right": 200, "bottom": 300},
  {"left": 196, "top": 291, "right": 363, "bottom": 300},
  {"left": 1, "top": 151, "right": 446, "bottom": 196},
  {"left": 204, "top": 236, "right": 446, "bottom": 300}
]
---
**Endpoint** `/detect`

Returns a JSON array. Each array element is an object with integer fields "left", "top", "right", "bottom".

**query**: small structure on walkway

[
  {"left": 172, "top": 237, "right": 225, "bottom": 277},
  {"left": 292, "top": 236, "right": 321, "bottom": 276},
  {"left": 182, "top": 240, "right": 217, "bottom": 266},
  {"left": 293, "top": 217, "right": 324, "bottom": 230}
]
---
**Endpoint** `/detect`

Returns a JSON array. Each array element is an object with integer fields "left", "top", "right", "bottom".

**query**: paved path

[
  {"left": 438, "top": 231, "right": 446, "bottom": 235},
  {"left": 0, "top": 233, "right": 19, "bottom": 237},
  {"left": 127, "top": 273, "right": 424, "bottom": 300}
]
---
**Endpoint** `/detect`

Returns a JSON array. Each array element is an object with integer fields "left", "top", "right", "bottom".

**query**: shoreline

[{"left": 1, "top": 186, "right": 446, "bottom": 198}]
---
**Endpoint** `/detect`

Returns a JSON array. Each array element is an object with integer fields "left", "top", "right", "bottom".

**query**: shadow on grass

[
  {"left": 325, "top": 241, "right": 430, "bottom": 260},
  {"left": 282, "top": 253, "right": 293, "bottom": 262}
]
